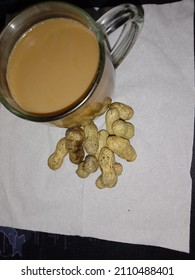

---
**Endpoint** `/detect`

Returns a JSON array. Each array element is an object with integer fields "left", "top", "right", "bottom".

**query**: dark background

[{"left": 0, "top": 0, "right": 194, "bottom": 260}]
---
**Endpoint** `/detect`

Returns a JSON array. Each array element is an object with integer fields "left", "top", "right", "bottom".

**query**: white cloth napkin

[{"left": 0, "top": 0, "right": 194, "bottom": 253}]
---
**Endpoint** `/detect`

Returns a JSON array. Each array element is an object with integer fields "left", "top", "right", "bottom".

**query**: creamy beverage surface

[{"left": 6, "top": 18, "right": 100, "bottom": 114}]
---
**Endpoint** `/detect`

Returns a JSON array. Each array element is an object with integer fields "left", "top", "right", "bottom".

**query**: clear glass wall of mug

[{"left": 0, "top": 1, "right": 144, "bottom": 128}]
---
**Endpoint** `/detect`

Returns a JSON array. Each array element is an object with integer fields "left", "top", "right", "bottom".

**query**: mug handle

[{"left": 97, "top": 4, "right": 144, "bottom": 68}]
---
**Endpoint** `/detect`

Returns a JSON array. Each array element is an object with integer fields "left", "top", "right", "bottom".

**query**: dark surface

[
  {"left": 0, "top": 0, "right": 183, "bottom": 27},
  {"left": 0, "top": 0, "right": 194, "bottom": 260}
]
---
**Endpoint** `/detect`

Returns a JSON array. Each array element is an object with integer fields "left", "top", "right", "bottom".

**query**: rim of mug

[{"left": 0, "top": 1, "right": 106, "bottom": 122}]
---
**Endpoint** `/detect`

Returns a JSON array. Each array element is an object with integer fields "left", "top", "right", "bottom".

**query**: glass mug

[{"left": 0, "top": 1, "right": 144, "bottom": 128}]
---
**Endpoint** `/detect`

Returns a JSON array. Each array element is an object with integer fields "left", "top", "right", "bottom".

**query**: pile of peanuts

[{"left": 48, "top": 98, "right": 136, "bottom": 189}]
